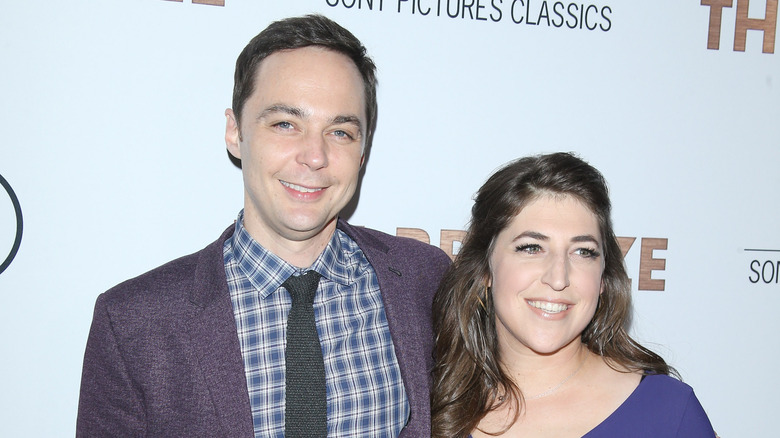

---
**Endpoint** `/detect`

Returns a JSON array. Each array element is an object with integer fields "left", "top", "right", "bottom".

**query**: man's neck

[{"left": 243, "top": 217, "right": 338, "bottom": 269}]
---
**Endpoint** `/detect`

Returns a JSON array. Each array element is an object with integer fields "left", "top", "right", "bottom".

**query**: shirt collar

[{"left": 230, "top": 211, "right": 356, "bottom": 298}]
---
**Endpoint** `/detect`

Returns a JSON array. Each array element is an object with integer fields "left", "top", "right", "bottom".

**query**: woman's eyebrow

[
  {"left": 511, "top": 231, "right": 548, "bottom": 242},
  {"left": 571, "top": 235, "right": 600, "bottom": 245}
]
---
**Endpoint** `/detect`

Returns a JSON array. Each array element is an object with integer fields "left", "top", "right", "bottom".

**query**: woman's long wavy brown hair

[{"left": 431, "top": 153, "right": 675, "bottom": 438}]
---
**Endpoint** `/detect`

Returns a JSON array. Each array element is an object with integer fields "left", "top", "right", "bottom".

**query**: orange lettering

[
  {"left": 701, "top": 0, "right": 734, "bottom": 49},
  {"left": 396, "top": 227, "right": 430, "bottom": 244},
  {"left": 617, "top": 237, "right": 637, "bottom": 257},
  {"left": 638, "top": 238, "right": 667, "bottom": 291},
  {"left": 440, "top": 230, "right": 467, "bottom": 261},
  {"left": 734, "top": 0, "right": 777, "bottom": 53}
]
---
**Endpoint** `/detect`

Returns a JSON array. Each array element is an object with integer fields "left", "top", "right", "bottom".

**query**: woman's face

[{"left": 489, "top": 194, "right": 605, "bottom": 358}]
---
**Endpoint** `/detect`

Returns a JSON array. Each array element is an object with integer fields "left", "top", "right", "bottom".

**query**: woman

[{"left": 431, "top": 153, "right": 715, "bottom": 437}]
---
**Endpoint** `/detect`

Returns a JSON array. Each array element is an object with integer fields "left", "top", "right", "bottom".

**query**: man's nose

[{"left": 297, "top": 131, "right": 329, "bottom": 170}]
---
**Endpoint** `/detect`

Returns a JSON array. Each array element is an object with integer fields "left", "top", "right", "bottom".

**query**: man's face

[{"left": 225, "top": 46, "right": 366, "bottom": 259}]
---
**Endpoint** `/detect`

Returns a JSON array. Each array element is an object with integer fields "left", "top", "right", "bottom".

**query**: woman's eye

[
  {"left": 516, "top": 244, "right": 542, "bottom": 254},
  {"left": 575, "top": 248, "right": 600, "bottom": 258}
]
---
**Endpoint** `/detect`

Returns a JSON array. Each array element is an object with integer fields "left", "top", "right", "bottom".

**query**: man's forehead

[
  {"left": 254, "top": 46, "right": 360, "bottom": 81},
  {"left": 247, "top": 47, "right": 366, "bottom": 119}
]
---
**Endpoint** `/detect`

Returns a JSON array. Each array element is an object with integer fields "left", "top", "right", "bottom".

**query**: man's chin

[{"left": 282, "top": 215, "right": 339, "bottom": 242}]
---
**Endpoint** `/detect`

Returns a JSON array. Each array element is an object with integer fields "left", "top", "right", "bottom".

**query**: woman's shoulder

[
  {"left": 638, "top": 373, "right": 695, "bottom": 399},
  {"left": 583, "top": 373, "right": 714, "bottom": 437}
]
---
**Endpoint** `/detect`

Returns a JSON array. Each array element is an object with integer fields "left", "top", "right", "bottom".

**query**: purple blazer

[{"left": 76, "top": 219, "right": 451, "bottom": 437}]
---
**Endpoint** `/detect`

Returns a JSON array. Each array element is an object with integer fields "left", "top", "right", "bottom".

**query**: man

[{"left": 76, "top": 15, "right": 450, "bottom": 437}]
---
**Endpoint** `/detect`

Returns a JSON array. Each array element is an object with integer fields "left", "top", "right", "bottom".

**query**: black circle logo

[{"left": 1, "top": 173, "right": 23, "bottom": 275}]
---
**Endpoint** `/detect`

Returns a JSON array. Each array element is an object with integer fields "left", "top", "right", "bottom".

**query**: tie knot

[{"left": 282, "top": 270, "right": 321, "bottom": 305}]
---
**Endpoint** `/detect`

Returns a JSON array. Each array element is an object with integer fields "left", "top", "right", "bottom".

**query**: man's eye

[
  {"left": 274, "top": 121, "right": 293, "bottom": 130},
  {"left": 333, "top": 129, "right": 355, "bottom": 140},
  {"left": 516, "top": 244, "right": 541, "bottom": 254}
]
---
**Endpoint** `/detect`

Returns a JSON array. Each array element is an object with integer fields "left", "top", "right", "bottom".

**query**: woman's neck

[{"left": 501, "top": 341, "right": 592, "bottom": 400}]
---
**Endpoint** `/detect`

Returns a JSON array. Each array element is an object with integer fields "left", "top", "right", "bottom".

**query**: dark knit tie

[{"left": 282, "top": 270, "right": 327, "bottom": 437}]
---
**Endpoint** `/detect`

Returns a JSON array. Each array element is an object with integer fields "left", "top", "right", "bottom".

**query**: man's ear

[{"left": 225, "top": 108, "right": 241, "bottom": 159}]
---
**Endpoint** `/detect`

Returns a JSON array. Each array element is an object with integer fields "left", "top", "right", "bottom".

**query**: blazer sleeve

[{"left": 76, "top": 294, "right": 145, "bottom": 437}]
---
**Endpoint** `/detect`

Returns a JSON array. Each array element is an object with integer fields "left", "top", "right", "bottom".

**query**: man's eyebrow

[
  {"left": 331, "top": 115, "right": 362, "bottom": 128},
  {"left": 257, "top": 104, "right": 306, "bottom": 120}
]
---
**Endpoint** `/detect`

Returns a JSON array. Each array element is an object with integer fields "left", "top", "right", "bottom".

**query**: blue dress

[
  {"left": 582, "top": 374, "right": 714, "bottom": 437},
  {"left": 469, "top": 374, "right": 714, "bottom": 437}
]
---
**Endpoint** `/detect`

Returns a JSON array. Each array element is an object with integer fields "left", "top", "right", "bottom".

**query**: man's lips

[{"left": 280, "top": 180, "right": 324, "bottom": 194}]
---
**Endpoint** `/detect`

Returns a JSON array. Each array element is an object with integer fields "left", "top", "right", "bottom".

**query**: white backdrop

[{"left": 1, "top": 0, "right": 778, "bottom": 436}]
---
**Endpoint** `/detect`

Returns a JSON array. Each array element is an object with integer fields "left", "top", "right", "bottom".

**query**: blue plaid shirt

[{"left": 224, "top": 212, "right": 409, "bottom": 437}]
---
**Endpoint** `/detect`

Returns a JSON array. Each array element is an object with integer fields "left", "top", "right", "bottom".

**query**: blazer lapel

[{"left": 186, "top": 227, "right": 254, "bottom": 437}]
